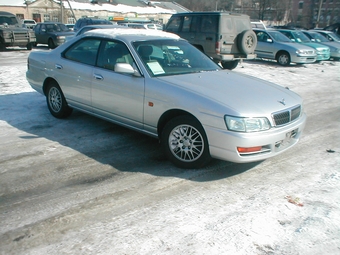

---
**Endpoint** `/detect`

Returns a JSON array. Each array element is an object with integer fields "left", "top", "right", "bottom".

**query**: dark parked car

[
  {"left": 34, "top": 22, "right": 75, "bottom": 49},
  {"left": 73, "top": 18, "right": 112, "bottom": 32}
]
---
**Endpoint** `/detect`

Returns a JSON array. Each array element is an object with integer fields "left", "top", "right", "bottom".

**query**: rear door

[{"left": 194, "top": 15, "right": 218, "bottom": 56}]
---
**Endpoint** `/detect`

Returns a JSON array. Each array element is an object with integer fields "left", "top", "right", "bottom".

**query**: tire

[
  {"left": 48, "top": 38, "right": 56, "bottom": 49},
  {"left": 221, "top": 60, "right": 239, "bottom": 70},
  {"left": 237, "top": 30, "right": 257, "bottom": 54},
  {"left": 46, "top": 81, "right": 72, "bottom": 118},
  {"left": 0, "top": 40, "right": 6, "bottom": 51},
  {"left": 161, "top": 116, "right": 211, "bottom": 169},
  {"left": 26, "top": 42, "right": 33, "bottom": 50},
  {"left": 276, "top": 52, "right": 291, "bottom": 66}
]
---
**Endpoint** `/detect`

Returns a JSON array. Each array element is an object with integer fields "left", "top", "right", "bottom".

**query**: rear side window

[
  {"left": 63, "top": 38, "right": 101, "bottom": 66},
  {"left": 181, "top": 16, "right": 199, "bottom": 32},
  {"left": 200, "top": 15, "right": 218, "bottom": 33}
]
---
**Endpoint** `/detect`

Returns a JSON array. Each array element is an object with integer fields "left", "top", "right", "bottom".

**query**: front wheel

[
  {"left": 46, "top": 81, "right": 72, "bottom": 118},
  {"left": 277, "top": 52, "right": 291, "bottom": 66},
  {"left": 161, "top": 116, "right": 211, "bottom": 169},
  {"left": 26, "top": 42, "right": 33, "bottom": 50}
]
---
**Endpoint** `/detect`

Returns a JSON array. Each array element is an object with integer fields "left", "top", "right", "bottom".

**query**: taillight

[{"left": 215, "top": 41, "right": 220, "bottom": 54}]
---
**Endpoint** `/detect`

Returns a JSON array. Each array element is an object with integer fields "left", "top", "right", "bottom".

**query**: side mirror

[
  {"left": 266, "top": 38, "right": 273, "bottom": 43},
  {"left": 114, "top": 63, "right": 141, "bottom": 77}
]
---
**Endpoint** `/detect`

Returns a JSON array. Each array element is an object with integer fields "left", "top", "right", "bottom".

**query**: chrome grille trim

[{"left": 272, "top": 105, "right": 301, "bottom": 126}]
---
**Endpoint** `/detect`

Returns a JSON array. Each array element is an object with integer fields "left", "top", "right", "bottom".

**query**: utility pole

[
  {"left": 315, "top": 0, "right": 323, "bottom": 28},
  {"left": 60, "top": 0, "right": 63, "bottom": 23}
]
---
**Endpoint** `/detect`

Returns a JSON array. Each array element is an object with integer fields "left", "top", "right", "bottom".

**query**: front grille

[{"left": 272, "top": 105, "right": 301, "bottom": 126}]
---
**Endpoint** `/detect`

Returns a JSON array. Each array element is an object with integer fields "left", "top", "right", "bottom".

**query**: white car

[{"left": 26, "top": 29, "right": 306, "bottom": 168}]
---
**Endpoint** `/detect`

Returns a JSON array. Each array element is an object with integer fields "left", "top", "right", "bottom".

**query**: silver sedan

[
  {"left": 254, "top": 28, "right": 317, "bottom": 66},
  {"left": 26, "top": 28, "right": 306, "bottom": 168}
]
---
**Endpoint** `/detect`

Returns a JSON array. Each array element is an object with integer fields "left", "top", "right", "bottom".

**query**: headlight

[
  {"left": 57, "top": 36, "right": 65, "bottom": 40},
  {"left": 225, "top": 116, "right": 271, "bottom": 132},
  {"left": 296, "top": 49, "right": 315, "bottom": 55}
]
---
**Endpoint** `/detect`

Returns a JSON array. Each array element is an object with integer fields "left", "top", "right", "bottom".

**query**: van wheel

[
  {"left": 26, "top": 43, "right": 33, "bottom": 50},
  {"left": 237, "top": 30, "right": 257, "bottom": 54},
  {"left": 221, "top": 60, "right": 239, "bottom": 70},
  {"left": 161, "top": 116, "right": 211, "bottom": 169}
]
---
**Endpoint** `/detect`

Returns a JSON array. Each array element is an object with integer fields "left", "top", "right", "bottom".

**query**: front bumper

[{"left": 206, "top": 113, "right": 307, "bottom": 163}]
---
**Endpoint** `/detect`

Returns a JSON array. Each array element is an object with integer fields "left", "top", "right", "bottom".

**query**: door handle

[
  {"left": 55, "top": 64, "right": 62, "bottom": 69},
  {"left": 93, "top": 74, "right": 103, "bottom": 80}
]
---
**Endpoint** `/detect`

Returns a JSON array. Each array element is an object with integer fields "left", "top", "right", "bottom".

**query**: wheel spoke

[{"left": 169, "top": 124, "right": 204, "bottom": 162}]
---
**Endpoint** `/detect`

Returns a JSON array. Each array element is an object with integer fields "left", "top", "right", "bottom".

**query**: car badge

[{"left": 278, "top": 99, "right": 286, "bottom": 106}]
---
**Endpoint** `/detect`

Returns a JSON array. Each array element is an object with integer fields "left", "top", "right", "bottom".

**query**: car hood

[
  {"left": 50, "top": 31, "right": 75, "bottom": 36},
  {"left": 313, "top": 41, "right": 340, "bottom": 50},
  {"left": 273, "top": 41, "right": 314, "bottom": 51},
  {"left": 157, "top": 70, "right": 301, "bottom": 116},
  {"left": 303, "top": 42, "right": 329, "bottom": 49}
]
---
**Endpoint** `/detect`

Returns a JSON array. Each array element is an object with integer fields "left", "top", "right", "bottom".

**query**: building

[
  {"left": 291, "top": 0, "right": 340, "bottom": 29},
  {"left": 0, "top": 0, "right": 190, "bottom": 25}
]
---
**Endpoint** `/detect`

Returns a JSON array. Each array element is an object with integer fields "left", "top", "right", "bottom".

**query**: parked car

[
  {"left": 26, "top": 28, "right": 306, "bottom": 169},
  {"left": 65, "top": 24, "right": 75, "bottom": 31},
  {"left": 253, "top": 28, "right": 317, "bottom": 66},
  {"left": 73, "top": 17, "right": 112, "bottom": 32},
  {"left": 322, "top": 22, "right": 340, "bottom": 36},
  {"left": 22, "top": 19, "right": 36, "bottom": 30},
  {"left": 0, "top": 11, "right": 36, "bottom": 50},
  {"left": 309, "top": 30, "right": 340, "bottom": 43},
  {"left": 65, "top": 24, "right": 130, "bottom": 42},
  {"left": 119, "top": 23, "right": 163, "bottom": 30},
  {"left": 164, "top": 12, "right": 257, "bottom": 70},
  {"left": 302, "top": 30, "right": 340, "bottom": 60},
  {"left": 277, "top": 29, "right": 330, "bottom": 61},
  {"left": 34, "top": 22, "right": 75, "bottom": 48}
]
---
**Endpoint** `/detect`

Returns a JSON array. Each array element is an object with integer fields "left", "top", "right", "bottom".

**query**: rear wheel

[
  {"left": 161, "top": 116, "right": 211, "bottom": 169},
  {"left": 221, "top": 60, "right": 239, "bottom": 70},
  {"left": 46, "top": 81, "right": 72, "bottom": 118},
  {"left": 277, "top": 52, "right": 291, "bottom": 66},
  {"left": 48, "top": 38, "right": 56, "bottom": 49}
]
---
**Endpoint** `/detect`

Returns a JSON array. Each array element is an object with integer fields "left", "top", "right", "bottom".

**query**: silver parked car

[
  {"left": 253, "top": 28, "right": 317, "bottom": 66},
  {"left": 311, "top": 30, "right": 340, "bottom": 42},
  {"left": 26, "top": 29, "right": 306, "bottom": 168}
]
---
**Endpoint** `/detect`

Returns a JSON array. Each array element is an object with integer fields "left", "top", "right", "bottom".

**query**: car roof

[
  {"left": 85, "top": 28, "right": 180, "bottom": 42},
  {"left": 170, "top": 11, "right": 248, "bottom": 17}
]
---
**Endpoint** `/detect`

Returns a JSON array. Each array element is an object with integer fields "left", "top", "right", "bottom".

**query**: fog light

[{"left": 237, "top": 146, "right": 262, "bottom": 153}]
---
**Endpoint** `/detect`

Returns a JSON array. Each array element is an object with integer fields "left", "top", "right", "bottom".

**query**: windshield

[
  {"left": 309, "top": 32, "right": 329, "bottom": 42},
  {"left": 133, "top": 39, "right": 220, "bottom": 77},
  {"left": 268, "top": 31, "right": 291, "bottom": 42},
  {"left": 292, "top": 31, "right": 310, "bottom": 43},
  {"left": 46, "top": 23, "right": 70, "bottom": 32},
  {"left": 0, "top": 16, "right": 18, "bottom": 25},
  {"left": 329, "top": 32, "right": 340, "bottom": 41}
]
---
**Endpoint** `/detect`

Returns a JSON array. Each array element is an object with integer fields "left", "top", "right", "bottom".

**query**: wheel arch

[
  {"left": 275, "top": 50, "right": 290, "bottom": 60},
  {"left": 157, "top": 109, "right": 201, "bottom": 138},
  {"left": 43, "top": 77, "right": 59, "bottom": 96}
]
